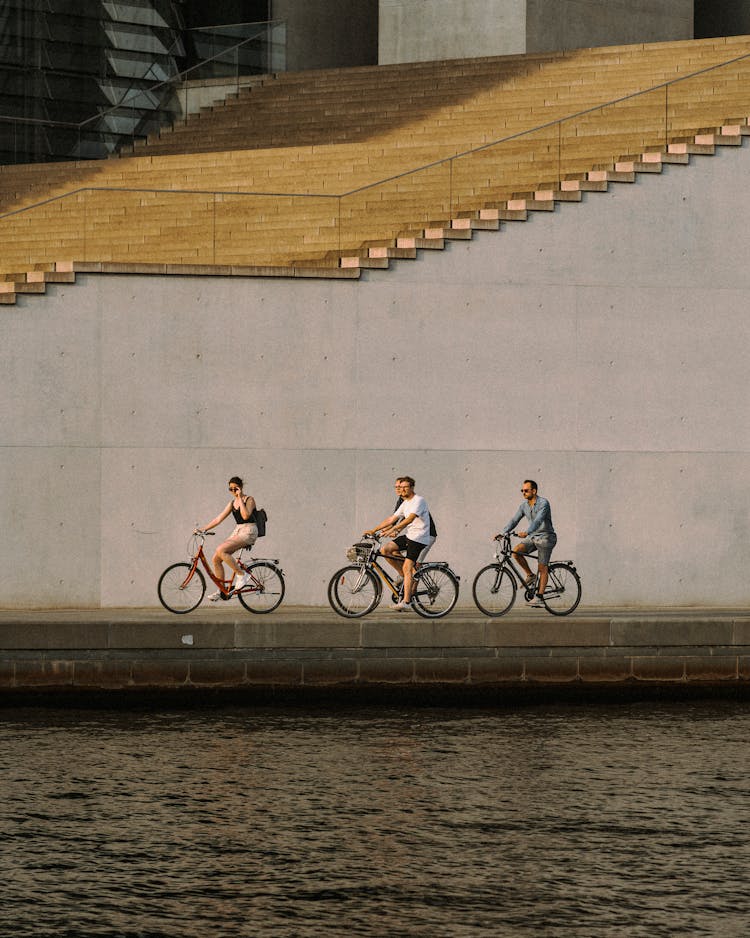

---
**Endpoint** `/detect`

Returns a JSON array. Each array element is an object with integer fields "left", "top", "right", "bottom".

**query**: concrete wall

[
  {"left": 526, "top": 0, "right": 693, "bottom": 53},
  {"left": 273, "top": 0, "right": 378, "bottom": 71},
  {"left": 379, "top": 0, "right": 693, "bottom": 63},
  {"left": 379, "top": 0, "right": 526, "bottom": 64},
  {"left": 1, "top": 142, "right": 749, "bottom": 610}
]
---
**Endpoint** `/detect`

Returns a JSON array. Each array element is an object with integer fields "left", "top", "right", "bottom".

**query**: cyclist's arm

[
  {"left": 364, "top": 513, "right": 399, "bottom": 536},
  {"left": 386, "top": 512, "right": 416, "bottom": 537},
  {"left": 237, "top": 494, "right": 256, "bottom": 522},
  {"left": 199, "top": 500, "right": 233, "bottom": 532},
  {"left": 498, "top": 506, "right": 524, "bottom": 538}
]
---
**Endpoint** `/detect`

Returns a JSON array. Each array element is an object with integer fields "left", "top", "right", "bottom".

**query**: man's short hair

[
  {"left": 524, "top": 479, "right": 538, "bottom": 491},
  {"left": 399, "top": 475, "right": 416, "bottom": 487}
]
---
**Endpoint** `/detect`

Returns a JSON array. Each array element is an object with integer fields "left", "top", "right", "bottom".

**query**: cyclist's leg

[
  {"left": 532, "top": 534, "right": 557, "bottom": 596},
  {"left": 512, "top": 539, "right": 535, "bottom": 582},
  {"left": 383, "top": 536, "right": 407, "bottom": 578},
  {"left": 415, "top": 536, "right": 435, "bottom": 568},
  {"left": 214, "top": 527, "right": 256, "bottom": 580},
  {"left": 403, "top": 558, "right": 416, "bottom": 602},
  {"left": 403, "top": 538, "right": 429, "bottom": 602}
]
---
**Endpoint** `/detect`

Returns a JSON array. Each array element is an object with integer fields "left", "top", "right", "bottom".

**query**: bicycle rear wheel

[
  {"left": 237, "top": 562, "right": 285, "bottom": 614},
  {"left": 158, "top": 562, "right": 205, "bottom": 614},
  {"left": 412, "top": 565, "right": 459, "bottom": 618},
  {"left": 328, "top": 565, "right": 381, "bottom": 618},
  {"left": 472, "top": 564, "right": 516, "bottom": 617},
  {"left": 541, "top": 563, "right": 582, "bottom": 616}
]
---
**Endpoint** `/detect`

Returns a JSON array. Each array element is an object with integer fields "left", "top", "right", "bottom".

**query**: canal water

[{"left": 2, "top": 700, "right": 749, "bottom": 937}]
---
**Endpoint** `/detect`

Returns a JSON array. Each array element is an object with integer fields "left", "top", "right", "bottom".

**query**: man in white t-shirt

[{"left": 364, "top": 476, "right": 434, "bottom": 611}]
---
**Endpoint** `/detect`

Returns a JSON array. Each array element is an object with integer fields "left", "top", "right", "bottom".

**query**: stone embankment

[{"left": 1, "top": 606, "right": 749, "bottom": 703}]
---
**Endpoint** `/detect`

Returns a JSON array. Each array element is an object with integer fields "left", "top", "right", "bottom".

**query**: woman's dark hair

[{"left": 229, "top": 476, "right": 244, "bottom": 488}]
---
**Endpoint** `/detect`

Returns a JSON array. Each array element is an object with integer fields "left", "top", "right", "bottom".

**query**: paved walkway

[
  {"left": 1, "top": 605, "right": 748, "bottom": 650},
  {"left": 0, "top": 604, "right": 746, "bottom": 627}
]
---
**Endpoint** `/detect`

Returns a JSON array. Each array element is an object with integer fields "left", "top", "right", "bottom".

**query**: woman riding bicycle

[{"left": 196, "top": 476, "right": 258, "bottom": 601}]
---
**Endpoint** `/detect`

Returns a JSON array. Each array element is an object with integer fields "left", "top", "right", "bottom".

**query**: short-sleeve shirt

[{"left": 395, "top": 494, "right": 431, "bottom": 545}]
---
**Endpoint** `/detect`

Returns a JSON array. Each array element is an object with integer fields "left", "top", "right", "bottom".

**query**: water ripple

[{"left": 1, "top": 702, "right": 750, "bottom": 936}]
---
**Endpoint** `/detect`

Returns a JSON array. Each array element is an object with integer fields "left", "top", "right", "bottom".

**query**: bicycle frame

[
  {"left": 492, "top": 535, "right": 542, "bottom": 593},
  {"left": 351, "top": 535, "right": 432, "bottom": 598},
  {"left": 180, "top": 535, "right": 268, "bottom": 597},
  {"left": 347, "top": 540, "right": 400, "bottom": 595}
]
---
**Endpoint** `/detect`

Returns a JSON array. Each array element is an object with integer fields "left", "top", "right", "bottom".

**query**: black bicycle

[
  {"left": 328, "top": 533, "right": 460, "bottom": 619},
  {"left": 472, "top": 533, "right": 581, "bottom": 616}
]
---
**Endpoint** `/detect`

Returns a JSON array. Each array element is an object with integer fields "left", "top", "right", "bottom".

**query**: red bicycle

[{"left": 157, "top": 531, "right": 285, "bottom": 614}]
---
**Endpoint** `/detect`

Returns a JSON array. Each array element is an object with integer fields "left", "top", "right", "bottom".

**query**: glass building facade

[{"left": 0, "top": 0, "right": 278, "bottom": 163}]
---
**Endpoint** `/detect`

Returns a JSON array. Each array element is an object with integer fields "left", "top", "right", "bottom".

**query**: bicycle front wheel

[
  {"left": 472, "top": 564, "right": 516, "bottom": 617},
  {"left": 412, "top": 566, "right": 459, "bottom": 618},
  {"left": 237, "top": 562, "right": 285, "bottom": 614},
  {"left": 158, "top": 562, "right": 205, "bottom": 614},
  {"left": 542, "top": 563, "right": 582, "bottom": 616},
  {"left": 328, "top": 565, "right": 381, "bottom": 618}
]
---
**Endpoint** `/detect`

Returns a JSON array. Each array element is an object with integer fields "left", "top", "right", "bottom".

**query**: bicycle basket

[{"left": 346, "top": 541, "right": 373, "bottom": 563}]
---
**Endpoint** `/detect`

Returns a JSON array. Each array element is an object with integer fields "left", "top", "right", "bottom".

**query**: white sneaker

[
  {"left": 234, "top": 572, "right": 252, "bottom": 591},
  {"left": 208, "top": 590, "right": 222, "bottom": 602},
  {"left": 529, "top": 596, "right": 545, "bottom": 608},
  {"left": 390, "top": 600, "right": 413, "bottom": 611}
]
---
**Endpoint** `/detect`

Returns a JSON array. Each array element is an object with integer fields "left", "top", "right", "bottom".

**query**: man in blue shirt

[{"left": 498, "top": 480, "right": 557, "bottom": 608}]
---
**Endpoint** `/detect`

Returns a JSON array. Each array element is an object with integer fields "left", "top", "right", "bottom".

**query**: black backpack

[{"left": 251, "top": 507, "right": 267, "bottom": 537}]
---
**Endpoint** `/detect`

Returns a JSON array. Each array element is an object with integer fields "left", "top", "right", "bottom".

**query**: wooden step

[{"left": 2, "top": 34, "right": 749, "bottom": 279}]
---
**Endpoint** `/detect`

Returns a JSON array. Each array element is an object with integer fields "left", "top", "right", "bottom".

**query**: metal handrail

[
  {"left": 2, "top": 44, "right": 749, "bottom": 223},
  {"left": 342, "top": 46, "right": 750, "bottom": 198}
]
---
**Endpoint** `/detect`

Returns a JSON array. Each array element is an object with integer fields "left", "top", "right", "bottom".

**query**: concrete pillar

[
  {"left": 526, "top": 0, "right": 693, "bottom": 53},
  {"left": 379, "top": 0, "right": 526, "bottom": 64},
  {"left": 378, "top": 0, "right": 694, "bottom": 64}
]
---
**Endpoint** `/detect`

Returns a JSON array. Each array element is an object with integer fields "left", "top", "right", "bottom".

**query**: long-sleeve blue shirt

[{"left": 502, "top": 496, "right": 555, "bottom": 537}]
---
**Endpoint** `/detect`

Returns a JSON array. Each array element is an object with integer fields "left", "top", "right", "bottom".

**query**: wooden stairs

[{"left": 2, "top": 35, "right": 750, "bottom": 305}]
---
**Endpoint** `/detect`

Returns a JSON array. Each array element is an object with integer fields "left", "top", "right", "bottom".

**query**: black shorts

[{"left": 393, "top": 535, "right": 430, "bottom": 562}]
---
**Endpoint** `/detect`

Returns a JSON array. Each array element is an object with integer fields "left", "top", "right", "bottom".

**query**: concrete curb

[{"left": 1, "top": 606, "right": 749, "bottom": 700}]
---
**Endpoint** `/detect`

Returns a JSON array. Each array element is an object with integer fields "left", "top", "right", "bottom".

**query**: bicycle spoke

[
  {"left": 541, "top": 563, "right": 582, "bottom": 616},
  {"left": 157, "top": 563, "right": 205, "bottom": 614},
  {"left": 237, "top": 562, "right": 285, "bottom": 614},
  {"left": 412, "top": 566, "right": 459, "bottom": 618},
  {"left": 472, "top": 564, "right": 516, "bottom": 616},
  {"left": 328, "top": 565, "right": 380, "bottom": 618}
]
